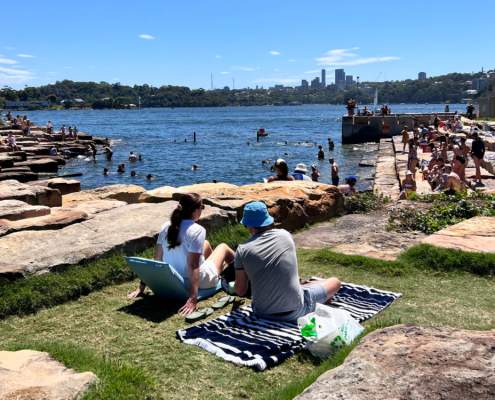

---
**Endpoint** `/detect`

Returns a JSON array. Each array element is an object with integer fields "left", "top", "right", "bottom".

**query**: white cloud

[
  {"left": 17, "top": 54, "right": 35, "bottom": 58},
  {"left": 220, "top": 71, "right": 230, "bottom": 75},
  {"left": 316, "top": 47, "right": 399, "bottom": 66},
  {"left": 138, "top": 33, "right": 156, "bottom": 40},
  {"left": 232, "top": 66, "right": 256, "bottom": 72},
  {"left": 215, "top": 55, "right": 222, "bottom": 59},
  {"left": 0, "top": 66, "right": 34, "bottom": 84},
  {"left": 288, "top": 59, "right": 296, "bottom": 63},
  {"left": 269, "top": 50, "right": 281, "bottom": 56},
  {"left": 0, "top": 56, "right": 18, "bottom": 65},
  {"left": 254, "top": 77, "right": 299, "bottom": 85}
]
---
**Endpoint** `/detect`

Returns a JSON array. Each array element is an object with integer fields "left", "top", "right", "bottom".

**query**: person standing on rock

[
  {"left": 329, "top": 158, "right": 339, "bottom": 186},
  {"left": 234, "top": 201, "right": 341, "bottom": 321},
  {"left": 401, "top": 126, "right": 409, "bottom": 153},
  {"left": 471, "top": 132, "right": 485, "bottom": 187},
  {"left": 128, "top": 193, "right": 235, "bottom": 316}
]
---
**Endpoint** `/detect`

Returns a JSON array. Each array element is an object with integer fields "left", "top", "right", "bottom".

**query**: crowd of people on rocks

[
  {"left": 265, "top": 156, "right": 357, "bottom": 196},
  {"left": 398, "top": 115, "right": 487, "bottom": 199}
]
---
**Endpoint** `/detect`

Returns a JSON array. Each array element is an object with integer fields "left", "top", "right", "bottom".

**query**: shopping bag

[{"left": 297, "top": 303, "right": 364, "bottom": 359}]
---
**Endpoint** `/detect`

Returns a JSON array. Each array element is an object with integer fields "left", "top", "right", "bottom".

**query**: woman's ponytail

[{"left": 167, "top": 193, "right": 203, "bottom": 249}]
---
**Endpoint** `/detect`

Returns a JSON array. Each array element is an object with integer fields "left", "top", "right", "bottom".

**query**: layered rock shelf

[
  {"left": 0, "top": 120, "right": 106, "bottom": 183},
  {"left": 0, "top": 179, "right": 342, "bottom": 279}
]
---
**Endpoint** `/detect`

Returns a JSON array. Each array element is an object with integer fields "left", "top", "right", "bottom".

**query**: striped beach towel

[{"left": 177, "top": 283, "right": 401, "bottom": 371}]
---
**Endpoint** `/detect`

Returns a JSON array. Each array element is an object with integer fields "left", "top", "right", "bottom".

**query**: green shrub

[
  {"left": 389, "top": 193, "right": 495, "bottom": 234},
  {"left": 344, "top": 192, "right": 388, "bottom": 214}
]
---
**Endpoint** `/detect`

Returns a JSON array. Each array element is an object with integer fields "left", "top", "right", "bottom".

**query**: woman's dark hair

[
  {"left": 274, "top": 159, "right": 289, "bottom": 178},
  {"left": 167, "top": 193, "right": 203, "bottom": 249}
]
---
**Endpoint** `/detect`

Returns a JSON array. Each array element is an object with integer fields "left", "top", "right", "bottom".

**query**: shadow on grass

[{"left": 118, "top": 295, "right": 182, "bottom": 323}]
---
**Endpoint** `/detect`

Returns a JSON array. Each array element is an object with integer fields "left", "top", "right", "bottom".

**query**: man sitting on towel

[{"left": 234, "top": 201, "right": 341, "bottom": 321}]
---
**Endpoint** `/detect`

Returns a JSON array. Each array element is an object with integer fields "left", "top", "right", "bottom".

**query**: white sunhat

[{"left": 294, "top": 163, "right": 308, "bottom": 173}]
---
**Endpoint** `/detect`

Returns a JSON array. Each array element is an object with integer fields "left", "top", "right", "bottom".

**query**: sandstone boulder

[
  {"left": 422, "top": 216, "right": 495, "bottom": 253},
  {"left": 0, "top": 350, "right": 97, "bottom": 400},
  {"left": 0, "top": 202, "right": 235, "bottom": 277},
  {"left": 0, "top": 208, "right": 88, "bottom": 236},
  {"left": 62, "top": 199, "right": 127, "bottom": 216},
  {"left": 0, "top": 200, "right": 50, "bottom": 221},
  {"left": 17, "top": 158, "right": 59, "bottom": 173},
  {"left": 174, "top": 181, "right": 344, "bottom": 231},
  {"left": 0, "top": 171, "right": 38, "bottom": 182},
  {"left": 138, "top": 185, "right": 177, "bottom": 203},
  {"left": 63, "top": 184, "right": 145, "bottom": 206},
  {"left": 296, "top": 324, "right": 495, "bottom": 400},
  {"left": 0, "top": 180, "right": 62, "bottom": 207},
  {"left": 29, "top": 178, "right": 81, "bottom": 195}
]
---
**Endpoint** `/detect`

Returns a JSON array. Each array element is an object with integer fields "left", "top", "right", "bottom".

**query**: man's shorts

[
  {"left": 260, "top": 283, "right": 328, "bottom": 322},
  {"left": 198, "top": 259, "right": 220, "bottom": 289}
]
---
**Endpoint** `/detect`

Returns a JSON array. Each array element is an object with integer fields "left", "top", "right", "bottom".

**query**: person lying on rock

[
  {"left": 128, "top": 193, "right": 235, "bottom": 316},
  {"left": 234, "top": 201, "right": 341, "bottom": 322}
]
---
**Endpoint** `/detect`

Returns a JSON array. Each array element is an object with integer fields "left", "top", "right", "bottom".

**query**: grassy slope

[{"left": 1, "top": 241, "right": 494, "bottom": 400}]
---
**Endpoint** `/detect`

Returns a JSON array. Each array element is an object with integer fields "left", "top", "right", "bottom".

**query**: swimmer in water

[
  {"left": 191, "top": 164, "right": 199, "bottom": 171},
  {"left": 103, "top": 167, "right": 109, "bottom": 176},
  {"left": 130, "top": 170, "right": 136, "bottom": 177},
  {"left": 146, "top": 174, "right": 154, "bottom": 181},
  {"left": 117, "top": 164, "right": 125, "bottom": 173}
]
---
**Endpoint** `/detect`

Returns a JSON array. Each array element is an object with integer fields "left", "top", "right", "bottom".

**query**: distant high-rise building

[
  {"left": 418, "top": 72, "right": 427, "bottom": 80},
  {"left": 310, "top": 77, "right": 320, "bottom": 89},
  {"left": 301, "top": 79, "right": 309, "bottom": 88},
  {"left": 345, "top": 75, "right": 354, "bottom": 87},
  {"left": 321, "top": 69, "right": 326, "bottom": 87},
  {"left": 335, "top": 69, "right": 346, "bottom": 90}
]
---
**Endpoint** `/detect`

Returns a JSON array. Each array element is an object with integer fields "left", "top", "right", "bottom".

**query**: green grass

[
  {"left": 1, "top": 227, "right": 494, "bottom": 399},
  {"left": 6, "top": 341, "right": 156, "bottom": 400},
  {"left": 0, "top": 224, "right": 250, "bottom": 320}
]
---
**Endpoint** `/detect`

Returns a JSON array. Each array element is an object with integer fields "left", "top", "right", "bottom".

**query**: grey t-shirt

[{"left": 234, "top": 228, "right": 303, "bottom": 316}]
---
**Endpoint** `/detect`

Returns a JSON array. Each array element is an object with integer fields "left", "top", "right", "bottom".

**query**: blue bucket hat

[{"left": 240, "top": 201, "right": 274, "bottom": 228}]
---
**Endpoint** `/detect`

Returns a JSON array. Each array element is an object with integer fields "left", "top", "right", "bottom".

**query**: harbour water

[{"left": 26, "top": 103, "right": 465, "bottom": 190}]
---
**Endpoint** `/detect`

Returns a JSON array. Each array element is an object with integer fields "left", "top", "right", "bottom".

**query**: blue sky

[{"left": 2, "top": 0, "right": 494, "bottom": 89}]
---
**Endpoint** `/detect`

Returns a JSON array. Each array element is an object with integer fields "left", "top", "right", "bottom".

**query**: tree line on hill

[{"left": 0, "top": 72, "right": 485, "bottom": 109}]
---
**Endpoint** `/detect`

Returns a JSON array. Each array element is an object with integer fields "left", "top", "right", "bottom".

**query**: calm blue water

[{"left": 25, "top": 104, "right": 465, "bottom": 190}]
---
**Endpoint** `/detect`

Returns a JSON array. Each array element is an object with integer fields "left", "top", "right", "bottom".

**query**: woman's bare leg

[
  {"left": 205, "top": 243, "right": 235, "bottom": 275},
  {"left": 203, "top": 240, "right": 213, "bottom": 258}
]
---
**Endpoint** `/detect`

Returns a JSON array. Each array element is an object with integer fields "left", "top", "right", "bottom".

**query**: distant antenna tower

[
  {"left": 210, "top": 72, "right": 214, "bottom": 90},
  {"left": 232, "top": 77, "right": 235, "bottom": 90}
]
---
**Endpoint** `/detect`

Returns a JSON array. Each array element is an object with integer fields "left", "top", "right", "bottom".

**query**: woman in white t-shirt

[{"left": 128, "top": 193, "right": 235, "bottom": 315}]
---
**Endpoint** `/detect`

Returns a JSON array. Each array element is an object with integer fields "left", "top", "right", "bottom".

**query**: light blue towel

[{"left": 125, "top": 256, "right": 222, "bottom": 300}]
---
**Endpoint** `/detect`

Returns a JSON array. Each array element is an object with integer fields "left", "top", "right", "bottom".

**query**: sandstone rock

[
  {"left": 29, "top": 178, "right": 81, "bottom": 195},
  {"left": 0, "top": 171, "right": 38, "bottom": 182},
  {"left": 63, "top": 184, "right": 146, "bottom": 205},
  {"left": 0, "top": 200, "right": 50, "bottom": 221},
  {"left": 18, "top": 146, "right": 52, "bottom": 156},
  {"left": 0, "top": 350, "right": 97, "bottom": 400},
  {"left": 0, "top": 155, "right": 14, "bottom": 168},
  {"left": 0, "top": 208, "right": 88, "bottom": 236},
  {"left": 62, "top": 199, "right": 127, "bottom": 216},
  {"left": 422, "top": 216, "right": 495, "bottom": 253},
  {"left": 176, "top": 182, "right": 239, "bottom": 197},
  {"left": 294, "top": 211, "right": 425, "bottom": 260},
  {"left": 295, "top": 324, "right": 495, "bottom": 400},
  {"left": 0, "top": 180, "right": 62, "bottom": 207},
  {"left": 0, "top": 202, "right": 235, "bottom": 277},
  {"left": 16, "top": 158, "right": 59, "bottom": 173},
  {"left": 138, "top": 185, "right": 177, "bottom": 203}
]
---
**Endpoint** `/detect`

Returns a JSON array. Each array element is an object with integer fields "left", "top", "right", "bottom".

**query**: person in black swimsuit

[{"left": 471, "top": 132, "right": 485, "bottom": 186}]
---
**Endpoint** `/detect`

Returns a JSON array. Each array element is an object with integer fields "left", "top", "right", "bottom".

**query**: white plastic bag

[{"left": 297, "top": 303, "right": 364, "bottom": 359}]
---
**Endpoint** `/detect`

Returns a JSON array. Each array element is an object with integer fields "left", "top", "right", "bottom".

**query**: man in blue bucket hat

[{"left": 234, "top": 201, "right": 341, "bottom": 321}]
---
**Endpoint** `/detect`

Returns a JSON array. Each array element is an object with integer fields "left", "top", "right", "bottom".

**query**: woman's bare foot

[{"left": 127, "top": 281, "right": 146, "bottom": 299}]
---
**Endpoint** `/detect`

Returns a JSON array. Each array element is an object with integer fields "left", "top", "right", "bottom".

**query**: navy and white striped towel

[{"left": 176, "top": 282, "right": 401, "bottom": 371}]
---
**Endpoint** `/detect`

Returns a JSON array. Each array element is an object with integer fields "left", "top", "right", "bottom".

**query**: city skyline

[{"left": 1, "top": 0, "right": 494, "bottom": 89}]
